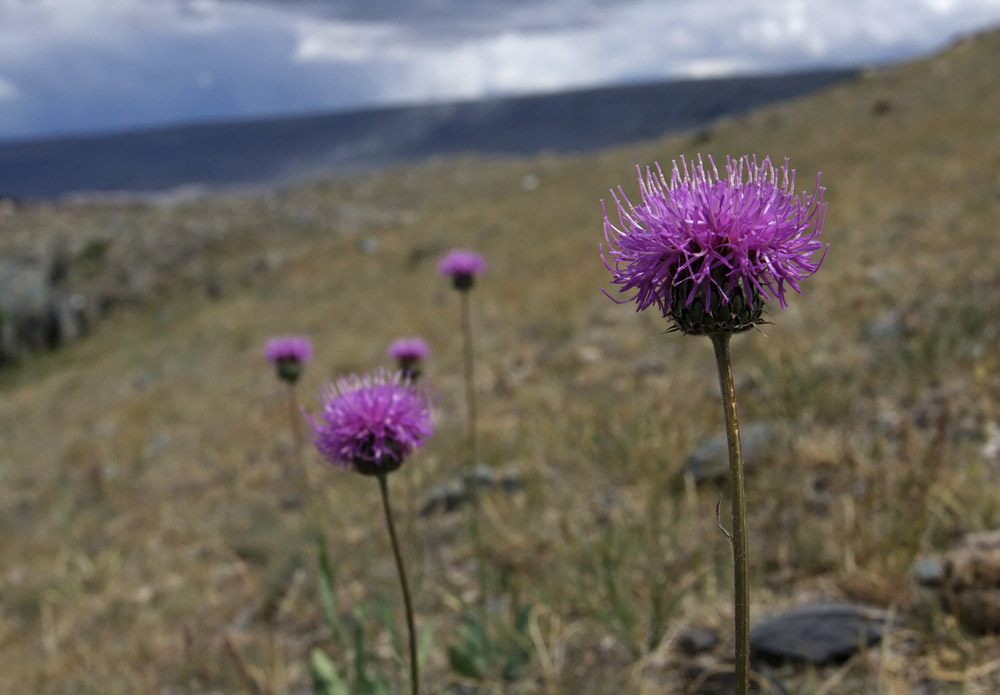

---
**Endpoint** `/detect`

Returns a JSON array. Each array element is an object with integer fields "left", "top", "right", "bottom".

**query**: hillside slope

[{"left": 0, "top": 69, "right": 853, "bottom": 199}]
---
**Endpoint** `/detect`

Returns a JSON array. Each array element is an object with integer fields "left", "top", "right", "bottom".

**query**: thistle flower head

[
  {"left": 308, "top": 369, "right": 433, "bottom": 476},
  {"left": 387, "top": 337, "right": 431, "bottom": 382},
  {"left": 264, "top": 335, "right": 313, "bottom": 383},
  {"left": 602, "top": 154, "right": 827, "bottom": 335},
  {"left": 439, "top": 249, "right": 486, "bottom": 291},
  {"left": 387, "top": 337, "right": 431, "bottom": 363}
]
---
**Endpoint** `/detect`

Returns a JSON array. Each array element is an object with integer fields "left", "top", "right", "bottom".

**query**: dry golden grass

[{"left": 2, "top": 28, "right": 1000, "bottom": 694}]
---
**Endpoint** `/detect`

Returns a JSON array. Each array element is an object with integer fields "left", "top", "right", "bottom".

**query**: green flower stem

[
  {"left": 459, "top": 289, "right": 492, "bottom": 660},
  {"left": 286, "top": 382, "right": 306, "bottom": 479},
  {"left": 377, "top": 473, "right": 419, "bottom": 695},
  {"left": 710, "top": 332, "right": 750, "bottom": 695},
  {"left": 459, "top": 290, "right": 479, "bottom": 496}
]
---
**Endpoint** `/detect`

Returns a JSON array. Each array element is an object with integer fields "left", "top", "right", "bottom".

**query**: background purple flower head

[
  {"left": 264, "top": 335, "right": 313, "bottom": 383},
  {"left": 387, "top": 337, "right": 431, "bottom": 363},
  {"left": 602, "top": 154, "right": 827, "bottom": 333},
  {"left": 439, "top": 249, "right": 486, "bottom": 290},
  {"left": 308, "top": 368, "right": 433, "bottom": 476},
  {"left": 388, "top": 336, "right": 431, "bottom": 381},
  {"left": 264, "top": 335, "right": 314, "bottom": 364}
]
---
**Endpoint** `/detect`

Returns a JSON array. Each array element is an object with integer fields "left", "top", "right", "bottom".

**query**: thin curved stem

[
  {"left": 377, "top": 474, "right": 419, "bottom": 695},
  {"left": 710, "top": 332, "right": 750, "bottom": 695}
]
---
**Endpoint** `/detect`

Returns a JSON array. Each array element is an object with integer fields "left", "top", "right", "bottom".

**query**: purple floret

[
  {"left": 264, "top": 335, "right": 314, "bottom": 364},
  {"left": 602, "top": 154, "right": 827, "bottom": 324},
  {"left": 308, "top": 369, "right": 433, "bottom": 476},
  {"left": 387, "top": 337, "right": 431, "bottom": 362},
  {"left": 438, "top": 249, "right": 486, "bottom": 278}
]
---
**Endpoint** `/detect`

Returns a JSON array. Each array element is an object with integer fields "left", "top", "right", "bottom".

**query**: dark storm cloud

[{"left": 0, "top": 0, "right": 998, "bottom": 141}]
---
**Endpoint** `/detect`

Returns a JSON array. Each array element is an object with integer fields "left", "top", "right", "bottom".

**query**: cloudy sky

[{"left": 0, "top": 0, "right": 998, "bottom": 142}]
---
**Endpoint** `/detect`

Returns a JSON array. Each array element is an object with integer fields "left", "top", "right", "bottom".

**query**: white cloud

[
  {"left": 288, "top": 0, "right": 1000, "bottom": 113},
  {"left": 293, "top": 21, "right": 400, "bottom": 63}
]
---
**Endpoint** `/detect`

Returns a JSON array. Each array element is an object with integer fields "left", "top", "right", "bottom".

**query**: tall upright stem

[
  {"left": 287, "top": 382, "right": 306, "bottom": 481},
  {"left": 459, "top": 289, "right": 490, "bottom": 641},
  {"left": 459, "top": 290, "right": 479, "bottom": 490},
  {"left": 710, "top": 333, "right": 750, "bottom": 695},
  {"left": 377, "top": 474, "right": 419, "bottom": 695}
]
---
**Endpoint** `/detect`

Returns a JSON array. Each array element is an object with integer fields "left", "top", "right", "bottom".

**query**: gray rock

[
  {"left": 419, "top": 465, "right": 525, "bottom": 516},
  {"left": 0, "top": 256, "right": 53, "bottom": 361},
  {"left": 684, "top": 422, "right": 777, "bottom": 483},
  {"left": 0, "top": 255, "right": 92, "bottom": 363},
  {"left": 677, "top": 626, "right": 720, "bottom": 655},
  {"left": 913, "top": 557, "right": 944, "bottom": 585},
  {"left": 750, "top": 603, "right": 893, "bottom": 665}
]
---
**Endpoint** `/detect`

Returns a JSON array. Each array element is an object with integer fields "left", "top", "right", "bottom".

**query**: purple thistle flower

[
  {"left": 308, "top": 369, "right": 433, "bottom": 476},
  {"left": 602, "top": 154, "right": 827, "bottom": 334},
  {"left": 388, "top": 337, "right": 431, "bottom": 382},
  {"left": 387, "top": 337, "right": 431, "bottom": 363},
  {"left": 439, "top": 249, "right": 486, "bottom": 291},
  {"left": 387, "top": 337, "right": 431, "bottom": 382},
  {"left": 264, "top": 335, "right": 313, "bottom": 383}
]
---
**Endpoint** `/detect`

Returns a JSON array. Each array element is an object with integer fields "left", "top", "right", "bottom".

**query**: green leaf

[
  {"left": 315, "top": 534, "right": 346, "bottom": 645},
  {"left": 310, "top": 648, "right": 350, "bottom": 695},
  {"left": 502, "top": 604, "right": 534, "bottom": 681},
  {"left": 461, "top": 617, "right": 490, "bottom": 659},
  {"left": 417, "top": 624, "right": 434, "bottom": 665},
  {"left": 373, "top": 593, "right": 404, "bottom": 666},
  {"left": 352, "top": 606, "right": 375, "bottom": 694},
  {"left": 514, "top": 603, "right": 533, "bottom": 635},
  {"left": 447, "top": 644, "right": 485, "bottom": 680}
]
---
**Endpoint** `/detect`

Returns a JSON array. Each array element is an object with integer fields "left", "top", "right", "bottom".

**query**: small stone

[
  {"left": 576, "top": 344, "right": 603, "bottom": 363},
  {"left": 677, "top": 626, "right": 720, "bottom": 655},
  {"left": 419, "top": 465, "right": 524, "bottom": 516},
  {"left": 913, "top": 557, "right": 944, "bottom": 585},
  {"left": 872, "top": 98, "right": 893, "bottom": 116},
  {"left": 684, "top": 422, "right": 777, "bottom": 483},
  {"left": 750, "top": 603, "right": 892, "bottom": 665},
  {"left": 419, "top": 478, "right": 467, "bottom": 516}
]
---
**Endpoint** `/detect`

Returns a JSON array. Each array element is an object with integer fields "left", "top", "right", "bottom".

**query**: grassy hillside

[{"left": 1, "top": 28, "right": 999, "bottom": 694}]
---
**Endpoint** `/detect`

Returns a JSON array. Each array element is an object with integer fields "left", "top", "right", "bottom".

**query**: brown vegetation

[{"left": 1, "top": 28, "right": 1000, "bottom": 694}]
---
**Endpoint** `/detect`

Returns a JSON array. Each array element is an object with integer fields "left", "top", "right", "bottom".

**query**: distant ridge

[{"left": 0, "top": 69, "right": 856, "bottom": 199}]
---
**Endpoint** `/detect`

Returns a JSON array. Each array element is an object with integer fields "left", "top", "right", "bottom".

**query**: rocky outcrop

[{"left": 0, "top": 253, "right": 89, "bottom": 364}]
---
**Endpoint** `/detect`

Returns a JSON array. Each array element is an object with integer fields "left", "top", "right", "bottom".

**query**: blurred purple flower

[
  {"left": 439, "top": 249, "right": 486, "bottom": 290},
  {"left": 388, "top": 337, "right": 431, "bottom": 381},
  {"left": 265, "top": 335, "right": 313, "bottom": 364},
  {"left": 387, "top": 337, "right": 431, "bottom": 362},
  {"left": 602, "top": 154, "right": 826, "bottom": 334},
  {"left": 308, "top": 369, "right": 433, "bottom": 476},
  {"left": 264, "top": 335, "right": 313, "bottom": 383}
]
